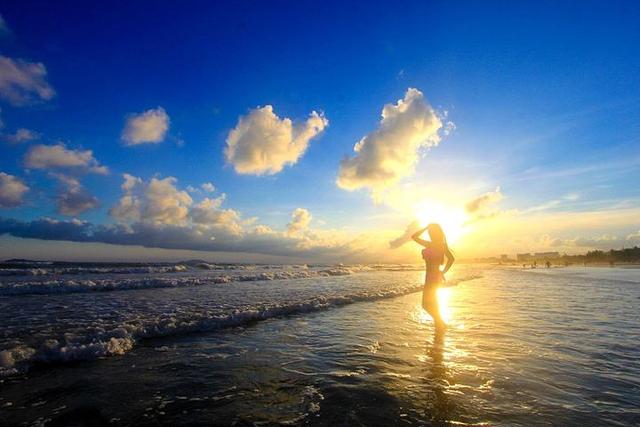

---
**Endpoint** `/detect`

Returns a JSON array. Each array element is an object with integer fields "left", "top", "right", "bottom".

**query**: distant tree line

[{"left": 559, "top": 246, "right": 640, "bottom": 264}]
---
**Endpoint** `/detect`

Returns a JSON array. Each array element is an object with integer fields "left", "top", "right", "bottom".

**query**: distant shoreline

[{"left": 458, "top": 261, "right": 640, "bottom": 269}]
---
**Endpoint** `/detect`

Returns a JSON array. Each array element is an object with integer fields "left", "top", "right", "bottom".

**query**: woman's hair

[{"left": 427, "top": 223, "right": 448, "bottom": 251}]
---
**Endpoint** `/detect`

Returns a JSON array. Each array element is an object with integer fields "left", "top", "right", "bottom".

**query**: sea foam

[{"left": 0, "top": 274, "right": 481, "bottom": 377}]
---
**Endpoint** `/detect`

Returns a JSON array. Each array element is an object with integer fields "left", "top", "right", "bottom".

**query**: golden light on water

[
  {"left": 414, "top": 200, "right": 468, "bottom": 244},
  {"left": 412, "top": 286, "right": 454, "bottom": 325},
  {"left": 437, "top": 287, "right": 453, "bottom": 323}
]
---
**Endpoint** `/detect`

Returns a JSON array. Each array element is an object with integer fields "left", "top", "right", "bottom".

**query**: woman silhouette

[{"left": 411, "top": 223, "right": 455, "bottom": 331}]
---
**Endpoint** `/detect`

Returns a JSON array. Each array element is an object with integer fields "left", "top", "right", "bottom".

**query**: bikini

[{"left": 422, "top": 247, "right": 444, "bottom": 286}]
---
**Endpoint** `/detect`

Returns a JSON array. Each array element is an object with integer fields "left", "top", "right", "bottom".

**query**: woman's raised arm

[{"left": 411, "top": 226, "right": 430, "bottom": 247}]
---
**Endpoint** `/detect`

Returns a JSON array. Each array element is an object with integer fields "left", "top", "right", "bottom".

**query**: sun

[{"left": 414, "top": 200, "right": 468, "bottom": 244}]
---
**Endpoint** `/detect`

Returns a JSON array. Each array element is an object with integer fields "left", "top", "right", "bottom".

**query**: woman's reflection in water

[{"left": 424, "top": 328, "right": 457, "bottom": 424}]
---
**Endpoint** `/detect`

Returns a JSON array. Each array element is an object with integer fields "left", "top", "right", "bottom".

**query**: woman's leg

[{"left": 422, "top": 286, "right": 446, "bottom": 330}]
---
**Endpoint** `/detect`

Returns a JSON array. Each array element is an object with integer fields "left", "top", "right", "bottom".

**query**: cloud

[
  {"left": 462, "top": 186, "right": 506, "bottom": 224},
  {"left": 110, "top": 175, "right": 192, "bottom": 226},
  {"left": 533, "top": 231, "right": 640, "bottom": 251},
  {"left": 336, "top": 88, "right": 443, "bottom": 198},
  {"left": 0, "top": 173, "right": 386, "bottom": 260},
  {"left": 121, "top": 173, "right": 142, "bottom": 192},
  {"left": 388, "top": 220, "right": 422, "bottom": 249},
  {"left": 51, "top": 174, "right": 100, "bottom": 216},
  {"left": 201, "top": 182, "right": 215, "bottom": 192},
  {"left": 286, "top": 208, "right": 312, "bottom": 236},
  {"left": 122, "top": 107, "right": 170, "bottom": 145},
  {"left": 627, "top": 230, "right": 640, "bottom": 241},
  {"left": 225, "top": 106, "right": 328, "bottom": 175},
  {"left": 563, "top": 235, "right": 622, "bottom": 249},
  {"left": 191, "top": 196, "right": 243, "bottom": 236},
  {"left": 112, "top": 175, "right": 244, "bottom": 237},
  {"left": 0, "top": 14, "right": 9, "bottom": 35},
  {"left": 252, "top": 224, "right": 275, "bottom": 235},
  {"left": 0, "top": 216, "right": 360, "bottom": 259},
  {"left": 24, "top": 143, "right": 108, "bottom": 174},
  {"left": 465, "top": 187, "right": 503, "bottom": 213},
  {"left": 0, "top": 172, "right": 29, "bottom": 208},
  {"left": 0, "top": 55, "right": 55, "bottom": 106},
  {"left": 538, "top": 234, "right": 564, "bottom": 248},
  {"left": 0, "top": 217, "right": 95, "bottom": 242},
  {"left": 3, "top": 128, "right": 40, "bottom": 144},
  {"left": 109, "top": 193, "right": 141, "bottom": 223}
]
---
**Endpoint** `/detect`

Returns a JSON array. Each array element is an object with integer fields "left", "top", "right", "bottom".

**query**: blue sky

[{"left": 0, "top": 1, "right": 639, "bottom": 262}]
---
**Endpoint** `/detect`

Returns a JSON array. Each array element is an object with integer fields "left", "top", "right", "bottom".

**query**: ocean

[{"left": 0, "top": 262, "right": 639, "bottom": 426}]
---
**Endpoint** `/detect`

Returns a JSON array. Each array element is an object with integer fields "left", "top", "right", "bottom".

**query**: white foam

[
  {"left": 0, "top": 266, "right": 370, "bottom": 296},
  {"left": 0, "top": 274, "right": 482, "bottom": 377},
  {"left": 0, "top": 264, "right": 189, "bottom": 276}
]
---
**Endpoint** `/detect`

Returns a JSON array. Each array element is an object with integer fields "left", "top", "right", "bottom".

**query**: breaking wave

[
  {"left": 0, "top": 267, "right": 370, "bottom": 296},
  {"left": 0, "top": 275, "right": 480, "bottom": 377}
]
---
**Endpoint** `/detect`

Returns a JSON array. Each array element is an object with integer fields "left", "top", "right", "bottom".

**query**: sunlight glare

[
  {"left": 415, "top": 200, "right": 468, "bottom": 244},
  {"left": 437, "top": 287, "right": 452, "bottom": 323}
]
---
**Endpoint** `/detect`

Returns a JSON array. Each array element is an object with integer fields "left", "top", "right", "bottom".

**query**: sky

[{"left": 0, "top": 1, "right": 639, "bottom": 263}]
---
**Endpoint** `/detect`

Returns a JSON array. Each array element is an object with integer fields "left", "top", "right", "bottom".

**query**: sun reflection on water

[
  {"left": 411, "top": 286, "right": 455, "bottom": 326},
  {"left": 437, "top": 287, "right": 453, "bottom": 323}
]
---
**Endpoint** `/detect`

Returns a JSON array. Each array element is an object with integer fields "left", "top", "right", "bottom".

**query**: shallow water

[{"left": 1, "top": 265, "right": 639, "bottom": 426}]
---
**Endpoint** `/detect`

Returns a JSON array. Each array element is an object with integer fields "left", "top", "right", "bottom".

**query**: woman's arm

[
  {"left": 442, "top": 247, "right": 455, "bottom": 275},
  {"left": 411, "top": 226, "right": 430, "bottom": 247}
]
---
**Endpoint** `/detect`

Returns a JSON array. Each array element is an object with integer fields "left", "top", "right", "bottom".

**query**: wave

[
  {"left": 0, "top": 275, "right": 481, "bottom": 377},
  {"left": 0, "top": 265, "right": 189, "bottom": 277},
  {"left": 372, "top": 265, "right": 424, "bottom": 272},
  {"left": 0, "top": 262, "right": 426, "bottom": 277},
  {"left": 0, "top": 267, "right": 370, "bottom": 296},
  {"left": 0, "top": 262, "right": 348, "bottom": 277}
]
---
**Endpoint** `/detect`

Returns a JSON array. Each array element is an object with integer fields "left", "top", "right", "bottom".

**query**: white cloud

[
  {"left": 336, "top": 88, "right": 443, "bottom": 198},
  {"left": 110, "top": 175, "right": 193, "bottom": 226},
  {"left": 3, "top": 128, "right": 40, "bottom": 144},
  {"left": 112, "top": 174, "right": 244, "bottom": 237},
  {"left": 534, "top": 231, "right": 640, "bottom": 251},
  {"left": 201, "top": 182, "right": 215, "bottom": 192},
  {"left": 388, "top": 220, "right": 422, "bottom": 249},
  {"left": 627, "top": 230, "right": 640, "bottom": 241},
  {"left": 0, "top": 215, "right": 373, "bottom": 261},
  {"left": 109, "top": 194, "right": 141, "bottom": 223},
  {"left": 24, "top": 143, "right": 108, "bottom": 174},
  {"left": 0, "top": 170, "right": 400, "bottom": 261},
  {"left": 464, "top": 186, "right": 503, "bottom": 223},
  {"left": 286, "top": 208, "right": 312, "bottom": 236},
  {"left": 0, "top": 172, "right": 29, "bottom": 208},
  {"left": 252, "top": 224, "right": 275, "bottom": 235},
  {"left": 465, "top": 188, "right": 502, "bottom": 212},
  {"left": 121, "top": 173, "right": 142, "bottom": 192},
  {"left": 0, "top": 55, "right": 55, "bottom": 106},
  {"left": 191, "top": 196, "right": 243, "bottom": 236},
  {"left": 52, "top": 173, "right": 99, "bottom": 216},
  {"left": 122, "top": 107, "right": 170, "bottom": 146},
  {"left": 538, "top": 234, "right": 564, "bottom": 248},
  {"left": 225, "top": 106, "right": 328, "bottom": 175}
]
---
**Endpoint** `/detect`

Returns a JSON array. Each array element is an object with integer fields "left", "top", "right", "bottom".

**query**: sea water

[{"left": 0, "top": 262, "right": 638, "bottom": 426}]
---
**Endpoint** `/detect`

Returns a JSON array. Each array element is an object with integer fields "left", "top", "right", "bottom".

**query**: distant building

[
  {"left": 534, "top": 252, "right": 560, "bottom": 259},
  {"left": 517, "top": 253, "right": 533, "bottom": 262},
  {"left": 500, "top": 254, "right": 510, "bottom": 261}
]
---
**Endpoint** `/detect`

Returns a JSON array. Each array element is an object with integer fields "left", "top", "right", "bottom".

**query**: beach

[{"left": 1, "top": 264, "right": 639, "bottom": 426}]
